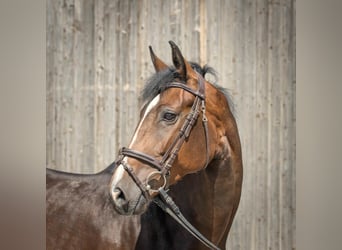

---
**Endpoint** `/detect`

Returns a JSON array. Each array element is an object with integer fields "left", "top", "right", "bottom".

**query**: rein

[{"left": 116, "top": 73, "right": 220, "bottom": 250}]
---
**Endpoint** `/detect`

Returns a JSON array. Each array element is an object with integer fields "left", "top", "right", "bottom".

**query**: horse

[
  {"left": 46, "top": 164, "right": 141, "bottom": 250},
  {"left": 46, "top": 41, "right": 242, "bottom": 250},
  {"left": 110, "top": 41, "right": 243, "bottom": 249}
]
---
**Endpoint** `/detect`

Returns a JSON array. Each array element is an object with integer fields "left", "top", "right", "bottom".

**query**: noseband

[{"left": 115, "top": 73, "right": 220, "bottom": 250}]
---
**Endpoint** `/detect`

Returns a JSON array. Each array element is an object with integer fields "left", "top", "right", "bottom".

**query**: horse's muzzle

[{"left": 110, "top": 177, "right": 148, "bottom": 215}]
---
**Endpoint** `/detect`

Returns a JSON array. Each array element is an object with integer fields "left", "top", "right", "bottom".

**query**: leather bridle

[
  {"left": 115, "top": 72, "right": 220, "bottom": 250},
  {"left": 116, "top": 72, "right": 209, "bottom": 195}
]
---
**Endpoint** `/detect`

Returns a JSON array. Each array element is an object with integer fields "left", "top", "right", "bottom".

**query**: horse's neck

[
  {"left": 210, "top": 157, "right": 240, "bottom": 245},
  {"left": 169, "top": 157, "right": 235, "bottom": 246}
]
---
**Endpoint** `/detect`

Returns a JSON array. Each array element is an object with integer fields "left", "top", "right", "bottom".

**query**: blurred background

[{"left": 47, "top": 0, "right": 295, "bottom": 249}]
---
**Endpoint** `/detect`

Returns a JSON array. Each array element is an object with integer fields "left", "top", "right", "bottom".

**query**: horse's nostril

[
  {"left": 112, "top": 187, "right": 130, "bottom": 212},
  {"left": 113, "top": 187, "right": 126, "bottom": 201}
]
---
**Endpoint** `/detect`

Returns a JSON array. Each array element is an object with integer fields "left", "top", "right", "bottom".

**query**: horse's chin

[{"left": 113, "top": 193, "right": 149, "bottom": 216}]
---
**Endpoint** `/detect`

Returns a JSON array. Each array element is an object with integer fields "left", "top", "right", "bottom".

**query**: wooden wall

[{"left": 47, "top": 0, "right": 295, "bottom": 249}]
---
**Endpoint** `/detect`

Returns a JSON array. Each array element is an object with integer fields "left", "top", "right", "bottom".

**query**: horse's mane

[{"left": 141, "top": 62, "right": 236, "bottom": 116}]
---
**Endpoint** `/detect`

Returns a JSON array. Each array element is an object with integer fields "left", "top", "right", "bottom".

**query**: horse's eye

[{"left": 162, "top": 112, "right": 177, "bottom": 122}]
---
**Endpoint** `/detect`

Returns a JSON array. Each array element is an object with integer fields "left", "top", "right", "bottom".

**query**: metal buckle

[
  {"left": 201, "top": 100, "right": 208, "bottom": 122},
  {"left": 145, "top": 171, "right": 167, "bottom": 193}
]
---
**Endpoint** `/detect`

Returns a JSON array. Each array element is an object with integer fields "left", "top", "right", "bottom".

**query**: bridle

[
  {"left": 115, "top": 72, "right": 220, "bottom": 250},
  {"left": 116, "top": 72, "right": 209, "bottom": 195}
]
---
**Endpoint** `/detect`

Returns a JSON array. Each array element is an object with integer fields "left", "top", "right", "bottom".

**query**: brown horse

[
  {"left": 46, "top": 41, "right": 242, "bottom": 250},
  {"left": 110, "top": 41, "right": 243, "bottom": 249}
]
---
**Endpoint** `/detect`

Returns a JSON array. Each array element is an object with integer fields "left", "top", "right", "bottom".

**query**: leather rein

[{"left": 116, "top": 73, "right": 220, "bottom": 250}]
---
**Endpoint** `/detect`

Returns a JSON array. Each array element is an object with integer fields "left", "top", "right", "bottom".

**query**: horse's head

[{"left": 110, "top": 41, "right": 233, "bottom": 215}]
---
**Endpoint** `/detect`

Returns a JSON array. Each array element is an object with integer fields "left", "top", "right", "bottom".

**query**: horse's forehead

[
  {"left": 161, "top": 91, "right": 182, "bottom": 105},
  {"left": 129, "top": 94, "right": 160, "bottom": 147},
  {"left": 138, "top": 95, "right": 161, "bottom": 125},
  {"left": 144, "top": 95, "right": 160, "bottom": 116}
]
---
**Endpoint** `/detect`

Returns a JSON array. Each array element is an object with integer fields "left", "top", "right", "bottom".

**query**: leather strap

[
  {"left": 120, "top": 147, "right": 163, "bottom": 171},
  {"left": 154, "top": 188, "right": 221, "bottom": 250},
  {"left": 121, "top": 161, "right": 150, "bottom": 200},
  {"left": 162, "top": 83, "right": 205, "bottom": 100}
]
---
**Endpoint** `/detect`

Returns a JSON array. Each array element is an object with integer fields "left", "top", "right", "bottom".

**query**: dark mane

[{"left": 141, "top": 62, "right": 236, "bottom": 116}]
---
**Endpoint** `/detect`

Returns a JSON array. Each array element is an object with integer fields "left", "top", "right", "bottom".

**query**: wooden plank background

[{"left": 46, "top": 0, "right": 295, "bottom": 249}]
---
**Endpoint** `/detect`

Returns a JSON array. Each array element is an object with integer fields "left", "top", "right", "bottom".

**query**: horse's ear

[
  {"left": 149, "top": 46, "right": 168, "bottom": 72},
  {"left": 169, "top": 41, "right": 195, "bottom": 81}
]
